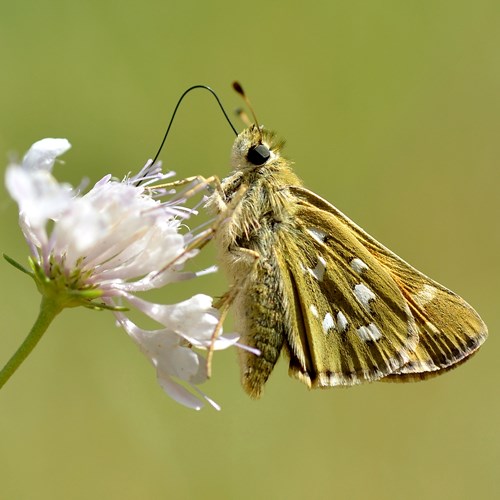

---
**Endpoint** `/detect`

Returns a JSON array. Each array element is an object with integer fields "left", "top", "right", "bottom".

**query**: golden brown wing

[{"left": 289, "top": 186, "right": 487, "bottom": 382}]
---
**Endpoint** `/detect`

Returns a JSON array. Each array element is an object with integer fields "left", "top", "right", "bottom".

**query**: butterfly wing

[
  {"left": 288, "top": 186, "right": 487, "bottom": 384},
  {"left": 268, "top": 188, "right": 421, "bottom": 389}
]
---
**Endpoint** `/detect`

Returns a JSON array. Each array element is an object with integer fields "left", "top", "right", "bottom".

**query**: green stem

[{"left": 0, "top": 296, "right": 63, "bottom": 390}]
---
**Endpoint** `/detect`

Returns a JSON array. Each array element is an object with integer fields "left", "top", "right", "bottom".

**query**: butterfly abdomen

[{"left": 233, "top": 234, "right": 289, "bottom": 398}]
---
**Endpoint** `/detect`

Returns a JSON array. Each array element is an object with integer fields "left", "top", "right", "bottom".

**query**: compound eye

[{"left": 247, "top": 144, "right": 271, "bottom": 165}]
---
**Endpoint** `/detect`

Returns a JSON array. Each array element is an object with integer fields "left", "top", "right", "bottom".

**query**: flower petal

[
  {"left": 114, "top": 312, "right": 212, "bottom": 410},
  {"left": 6, "top": 139, "right": 73, "bottom": 229},
  {"left": 22, "top": 138, "right": 71, "bottom": 172},
  {"left": 121, "top": 293, "right": 239, "bottom": 350},
  {"left": 156, "top": 375, "right": 204, "bottom": 411}
]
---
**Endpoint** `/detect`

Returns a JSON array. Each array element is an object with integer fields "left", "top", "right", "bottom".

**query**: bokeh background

[{"left": 1, "top": 1, "right": 498, "bottom": 499}]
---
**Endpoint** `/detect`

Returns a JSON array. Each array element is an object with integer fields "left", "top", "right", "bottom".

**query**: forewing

[
  {"left": 275, "top": 192, "right": 419, "bottom": 387},
  {"left": 289, "top": 186, "right": 487, "bottom": 382}
]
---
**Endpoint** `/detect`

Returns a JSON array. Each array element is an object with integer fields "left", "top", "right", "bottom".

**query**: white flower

[{"left": 5, "top": 138, "right": 238, "bottom": 410}]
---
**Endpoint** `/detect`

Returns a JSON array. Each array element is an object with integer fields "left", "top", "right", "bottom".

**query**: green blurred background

[{"left": 1, "top": 1, "right": 498, "bottom": 499}]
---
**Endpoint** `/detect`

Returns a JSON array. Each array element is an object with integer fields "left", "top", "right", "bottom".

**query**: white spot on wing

[
  {"left": 308, "top": 255, "right": 327, "bottom": 281},
  {"left": 307, "top": 228, "right": 327, "bottom": 244},
  {"left": 350, "top": 257, "right": 369, "bottom": 274},
  {"left": 337, "top": 311, "right": 348, "bottom": 332},
  {"left": 357, "top": 323, "right": 382, "bottom": 342},
  {"left": 309, "top": 304, "right": 319, "bottom": 317},
  {"left": 353, "top": 283, "right": 376, "bottom": 310},
  {"left": 322, "top": 312, "right": 336, "bottom": 334},
  {"left": 413, "top": 284, "right": 437, "bottom": 307}
]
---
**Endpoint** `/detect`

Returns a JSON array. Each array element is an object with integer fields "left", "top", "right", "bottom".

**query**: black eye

[{"left": 247, "top": 144, "right": 271, "bottom": 165}]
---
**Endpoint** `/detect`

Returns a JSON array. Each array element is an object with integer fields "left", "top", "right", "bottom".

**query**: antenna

[
  {"left": 232, "top": 81, "right": 263, "bottom": 140},
  {"left": 151, "top": 84, "right": 238, "bottom": 164}
]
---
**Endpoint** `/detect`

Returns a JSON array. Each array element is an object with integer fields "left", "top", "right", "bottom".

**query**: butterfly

[{"left": 206, "top": 83, "right": 487, "bottom": 398}]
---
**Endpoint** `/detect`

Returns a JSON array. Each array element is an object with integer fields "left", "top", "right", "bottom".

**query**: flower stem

[{"left": 0, "top": 296, "right": 63, "bottom": 389}]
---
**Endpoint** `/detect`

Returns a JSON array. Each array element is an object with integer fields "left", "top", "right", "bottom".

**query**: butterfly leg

[{"left": 146, "top": 174, "right": 224, "bottom": 201}]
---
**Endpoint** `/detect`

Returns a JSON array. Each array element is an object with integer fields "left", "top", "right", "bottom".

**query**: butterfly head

[{"left": 231, "top": 124, "right": 286, "bottom": 173}]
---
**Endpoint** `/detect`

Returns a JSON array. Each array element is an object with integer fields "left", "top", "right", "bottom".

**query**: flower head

[{"left": 5, "top": 138, "right": 238, "bottom": 410}]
